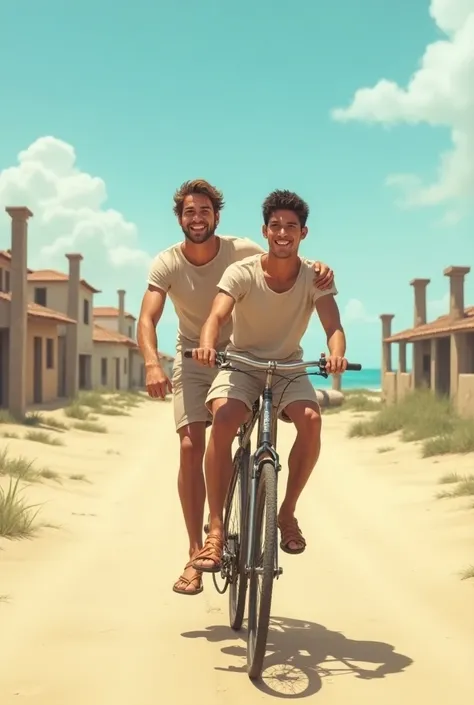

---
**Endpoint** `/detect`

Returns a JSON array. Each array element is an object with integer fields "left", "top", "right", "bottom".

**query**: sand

[{"left": 0, "top": 399, "right": 473, "bottom": 703}]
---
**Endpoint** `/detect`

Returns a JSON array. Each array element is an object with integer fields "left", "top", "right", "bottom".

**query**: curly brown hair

[
  {"left": 262, "top": 189, "right": 309, "bottom": 227},
  {"left": 173, "top": 179, "right": 225, "bottom": 217}
]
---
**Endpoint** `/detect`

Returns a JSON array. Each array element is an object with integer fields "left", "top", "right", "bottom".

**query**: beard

[{"left": 181, "top": 223, "right": 216, "bottom": 244}]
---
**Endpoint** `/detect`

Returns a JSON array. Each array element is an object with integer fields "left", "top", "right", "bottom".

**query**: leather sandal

[
  {"left": 278, "top": 516, "right": 307, "bottom": 554},
  {"left": 172, "top": 561, "right": 203, "bottom": 596},
  {"left": 191, "top": 533, "right": 223, "bottom": 573}
]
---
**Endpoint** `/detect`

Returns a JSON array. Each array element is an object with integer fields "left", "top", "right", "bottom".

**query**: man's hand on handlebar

[
  {"left": 324, "top": 355, "right": 348, "bottom": 374},
  {"left": 192, "top": 346, "right": 217, "bottom": 367}
]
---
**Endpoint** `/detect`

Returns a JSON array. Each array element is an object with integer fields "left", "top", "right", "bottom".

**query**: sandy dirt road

[{"left": 0, "top": 401, "right": 473, "bottom": 703}]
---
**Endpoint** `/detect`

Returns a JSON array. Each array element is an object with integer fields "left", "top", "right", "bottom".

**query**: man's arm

[
  {"left": 314, "top": 294, "right": 347, "bottom": 373},
  {"left": 193, "top": 291, "right": 236, "bottom": 366},
  {"left": 137, "top": 285, "right": 173, "bottom": 397},
  {"left": 137, "top": 285, "right": 167, "bottom": 367}
]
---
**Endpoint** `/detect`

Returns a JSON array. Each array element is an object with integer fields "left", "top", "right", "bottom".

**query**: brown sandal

[
  {"left": 278, "top": 516, "right": 306, "bottom": 555},
  {"left": 172, "top": 561, "right": 203, "bottom": 596},
  {"left": 191, "top": 533, "right": 223, "bottom": 573}
]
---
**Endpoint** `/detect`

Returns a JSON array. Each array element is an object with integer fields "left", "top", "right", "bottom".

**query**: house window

[
  {"left": 34, "top": 287, "right": 47, "bottom": 306},
  {"left": 128, "top": 325, "right": 132, "bottom": 338},
  {"left": 46, "top": 338, "right": 55, "bottom": 369},
  {"left": 5, "top": 270, "right": 10, "bottom": 292},
  {"left": 101, "top": 358, "right": 108, "bottom": 386},
  {"left": 0, "top": 267, "right": 3, "bottom": 292},
  {"left": 124, "top": 357, "right": 127, "bottom": 374},
  {"left": 83, "top": 299, "right": 90, "bottom": 324}
]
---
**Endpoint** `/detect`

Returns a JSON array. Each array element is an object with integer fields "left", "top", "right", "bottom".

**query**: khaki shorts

[
  {"left": 205, "top": 363, "right": 319, "bottom": 422},
  {"left": 172, "top": 351, "right": 218, "bottom": 432}
]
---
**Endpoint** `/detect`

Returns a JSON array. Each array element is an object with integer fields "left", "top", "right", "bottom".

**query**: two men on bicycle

[
  {"left": 189, "top": 189, "right": 348, "bottom": 573},
  {"left": 137, "top": 180, "right": 336, "bottom": 595}
]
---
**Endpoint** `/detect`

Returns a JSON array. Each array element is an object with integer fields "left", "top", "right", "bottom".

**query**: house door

[
  {"left": 33, "top": 337, "right": 43, "bottom": 404},
  {"left": 115, "top": 358, "right": 120, "bottom": 390},
  {"left": 57, "top": 336, "right": 66, "bottom": 397}
]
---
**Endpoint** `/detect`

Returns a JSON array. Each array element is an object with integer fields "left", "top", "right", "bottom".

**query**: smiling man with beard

[{"left": 137, "top": 179, "right": 335, "bottom": 596}]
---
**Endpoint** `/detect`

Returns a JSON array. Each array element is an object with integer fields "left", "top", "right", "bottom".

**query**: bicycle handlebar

[{"left": 183, "top": 349, "right": 362, "bottom": 373}]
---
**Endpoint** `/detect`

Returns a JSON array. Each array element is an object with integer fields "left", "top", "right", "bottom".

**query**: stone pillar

[
  {"left": 380, "top": 314, "right": 394, "bottom": 374},
  {"left": 65, "top": 253, "right": 82, "bottom": 398},
  {"left": 6, "top": 207, "right": 32, "bottom": 419},
  {"left": 332, "top": 374, "right": 342, "bottom": 392},
  {"left": 409, "top": 278, "right": 430, "bottom": 326},
  {"left": 443, "top": 266, "right": 471, "bottom": 321},
  {"left": 430, "top": 338, "right": 438, "bottom": 393},
  {"left": 117, "top": 289, "right": 126, "bottom": 335},
  {"left": 412, "top": 341, "right": 424, "bottom": 389},
  {"left": 450, "top": 333, "right": 468, "bottom": 400},
  {"left": 398, "top": 342, "right": 407, "bottom": 373}
]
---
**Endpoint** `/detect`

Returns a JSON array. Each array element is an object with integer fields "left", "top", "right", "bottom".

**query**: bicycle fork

[{"left": 245, "top": 379, "right": 283, "bottom": 580}]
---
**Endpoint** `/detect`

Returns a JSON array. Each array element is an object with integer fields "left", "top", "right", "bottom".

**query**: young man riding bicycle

[
  {"left": 190, "top": 189, "right": 348, "bottom": 573},
  {"left": 137, "top": 180, "right": 336, "bottom": 596}
]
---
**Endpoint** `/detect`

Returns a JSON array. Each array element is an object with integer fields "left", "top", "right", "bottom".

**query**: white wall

[{"left": 92, "top": 343, "right": 130, "bottom": 390}]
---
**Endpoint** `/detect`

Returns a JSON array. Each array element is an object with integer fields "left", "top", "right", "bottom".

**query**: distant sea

[{"left": 311, "top": 367, "right": 381, "bottom": 392}]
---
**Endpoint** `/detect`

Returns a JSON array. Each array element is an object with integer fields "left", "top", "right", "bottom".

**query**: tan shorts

[
  {"left": 172, "top": 351, "right": 218, "bottom": 432},
  {"left": 205, "top": 364, "right": 319, "bottom": 422}
]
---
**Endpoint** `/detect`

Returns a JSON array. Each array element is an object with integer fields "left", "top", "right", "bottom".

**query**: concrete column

[
  {"left": 412, "top": 341, "right": 424, "bottom": 389},
  {"left": 443, "top": 266, "right": 471, "bottom": 321},
  {"left": 332, "top": 374, "right": 342, "bottom": 391},
  {"left": 430, "top": 338, "right": 438, "bottom": 392},
  {"left": 380, "top": 314, "right": 395, "bottom": 373},
  {"left": 117, "top": 289, "right": 126, "bottom": 335},
  {"left": 65, "top": 253, "right": 83, "bottom": 398},
  {"left": 450, "top": 333, "right": 468, "bottom": 400},
  {"left": 409, "top": 278, "right": 430, "bottom": 326},
  {"left": 6, "top": 206, "right": 32, "bottom": 419},
  {"left": 398, "top": 342, "right": 407, "bottom": 373}
]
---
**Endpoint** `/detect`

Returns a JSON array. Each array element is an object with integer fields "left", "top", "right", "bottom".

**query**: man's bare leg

[
  {"left": 278, "top": 401, "right": 322, "bottom": 553},
  {"left": 173, "top": 422, "right": 207, "bottom": 594},
  {"left": 192, "top": 398, "right": 249, "bottom": 572}
]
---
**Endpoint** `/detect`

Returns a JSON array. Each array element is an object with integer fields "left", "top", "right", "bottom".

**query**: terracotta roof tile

[
  {"left": 0, "top": 249, "right": 33, "bottom": 272},
  {"left": 93, "top": 306, "right": 136, "bottom": 320},
  {"left": 93, "top": 324, "right": 137, "bottom": 347},
  {"left": 0, "top": 292, "right": 76, "bottom": 324},
  {"left": 385, "top": 306, "right": 474, "bottom": 342},
  {"left": 27, "top": 269, "right": 100, "bottom": 294}
]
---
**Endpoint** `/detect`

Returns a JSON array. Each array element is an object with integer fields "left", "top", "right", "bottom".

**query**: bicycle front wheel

[{"left": 247, "top": 461, "right": 277, "bottom": 680}]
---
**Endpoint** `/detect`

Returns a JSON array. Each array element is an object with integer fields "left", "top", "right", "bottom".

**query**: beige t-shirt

[
  {"left": 217, "top": 254, "right": 338, "bottom": 361},
  {"left": 147, "top": 235, "right": 264, "bottom": 350}
]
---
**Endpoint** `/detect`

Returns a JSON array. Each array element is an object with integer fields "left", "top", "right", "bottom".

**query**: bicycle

[{"left": 184, "top": 349, "right": 362, "bottom": 680}]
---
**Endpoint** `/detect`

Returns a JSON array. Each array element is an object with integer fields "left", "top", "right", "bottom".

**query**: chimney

[
  {"left": 117, "top": 289, "right": 126, "bottom": 335},
  {"left": 6, "top": 206, "right": 33, "bottom": 419},
  {"left": 380, "top": 313, "right": 395, "bottom": 373},
  {"left": 409, "top": 278, "right": 430, "bottom": 327},
  {"left": 443, "top": 266, "right": 470, "bottom": 321},
  {"left": 64, "top": 253, "right": 83, "bottom": 398}
]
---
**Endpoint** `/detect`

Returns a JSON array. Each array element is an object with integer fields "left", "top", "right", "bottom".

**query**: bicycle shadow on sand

[{"left": 181, "top": 615, "right": 413, "bottom": 698}]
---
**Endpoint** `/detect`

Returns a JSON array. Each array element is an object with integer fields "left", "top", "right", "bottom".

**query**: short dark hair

[
  {"left": 262, "top": 189, "right": 309, "bottom": 227},
  {"left": 173, "top": 179, "right": 225, "bottom": 217}
]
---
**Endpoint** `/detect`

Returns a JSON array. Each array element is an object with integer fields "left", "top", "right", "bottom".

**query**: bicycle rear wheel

[
  {"left": 226, "top": 445, "right": 250, "bottom": 630},
  {"left": 246, "top": 461, "right": 277, "bottom": 680}
]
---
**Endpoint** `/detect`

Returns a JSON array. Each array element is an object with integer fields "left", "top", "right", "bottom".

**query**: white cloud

[
  {"left": 343, "top": 298, "right": 378, "bottom": 324},
  {"left": 0, "top": 136, "right": 152, "bottom": 300},
  {"left": 331, "top": 0, "right": 474, "bottom": 215}
]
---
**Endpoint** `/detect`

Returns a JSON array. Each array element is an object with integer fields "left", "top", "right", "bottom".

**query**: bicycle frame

[{"left": 236, "top": 363, "right": 282, "bottom": 580}]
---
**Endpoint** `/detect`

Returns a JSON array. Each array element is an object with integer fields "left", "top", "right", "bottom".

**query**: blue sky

[{"left": 0, "top": 0, "right": 472, "bottom": 368}]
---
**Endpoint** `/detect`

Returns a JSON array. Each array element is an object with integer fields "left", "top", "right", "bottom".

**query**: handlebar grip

[
  {"left": 183, "top": 349, "right": 193, "bottom": 358},
  {"left": 346, "top": 363, "right": 362, "bottom": 371}
]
